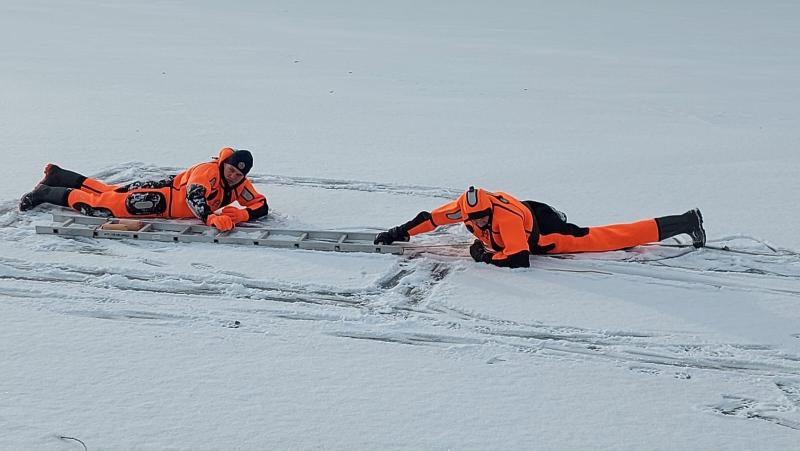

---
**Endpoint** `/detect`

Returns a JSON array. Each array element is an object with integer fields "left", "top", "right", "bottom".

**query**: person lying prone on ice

[
  {"left": 374, "top": 186, "right": 706, "bottom": 268},
  {"left": 20, "top": 147, "right": 268, "bottom": 232}
]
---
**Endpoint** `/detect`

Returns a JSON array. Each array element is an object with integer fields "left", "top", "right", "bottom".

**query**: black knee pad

[
  {"left": 125, "top": 192, "right": 167, "bottom": 215},
  {"left": 115, "top": 176, "right": 175, "bottom": 193}
]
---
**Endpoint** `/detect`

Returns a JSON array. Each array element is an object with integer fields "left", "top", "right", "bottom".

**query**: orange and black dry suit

[
  {"left": 53, "top": 148, "right": 268, "bottom": 227},
  {"left": 392, "top": 187, "right": 693, "bottom": 268}
]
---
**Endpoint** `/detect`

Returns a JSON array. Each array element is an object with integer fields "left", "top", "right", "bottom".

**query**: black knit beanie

[{"left": 222, "top": 149, "right": 253, "bottom": 175}]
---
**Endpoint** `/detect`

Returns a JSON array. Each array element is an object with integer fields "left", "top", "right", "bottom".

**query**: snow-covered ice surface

[{"left": 2, "top": 1, "right": 800, "bottom": 449}]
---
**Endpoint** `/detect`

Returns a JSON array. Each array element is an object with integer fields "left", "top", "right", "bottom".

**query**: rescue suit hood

[{"left": 458, "top": 186, "right": 493, "bottom": 220}]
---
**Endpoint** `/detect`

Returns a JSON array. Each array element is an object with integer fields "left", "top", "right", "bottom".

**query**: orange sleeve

[
  {"left": 222, "top": 179, "right": 269, "bottom": 223},
  {"left": 406, "top": 199, "right": 463, "bottom": 236},
  {"left": 231, "top": 179, "right": 269, "bottom": 221},
  {"left": 492, "top": 210, "right": 530, "bottom": 260},
  {"left": 185, "top": 165, "right": 214, "bottom": 191},
  {"left": 236, "top": 180, "right": 267, "bottom": 209}
]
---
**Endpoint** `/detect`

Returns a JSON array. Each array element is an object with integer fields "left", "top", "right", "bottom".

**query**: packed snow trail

[
  {"left": 3, "top": 168, "right": 800, "bottom": 434},
  {"left": 4, "top": 208, "right": 800, "bottom": 374}
]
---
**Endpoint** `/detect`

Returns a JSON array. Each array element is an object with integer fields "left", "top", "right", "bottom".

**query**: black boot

[
  {"left": 39, "top": 164, "right": 87, "bottom": 189},
  {"left": 655, "top": 209, "right": 706, "bottom": 248},
  {"left": 19, "top": 185, "right": 71, "bottom": 211}
]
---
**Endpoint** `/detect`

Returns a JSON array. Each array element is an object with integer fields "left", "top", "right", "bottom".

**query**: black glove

[
  {"left": 374, "top": 225, "right": 409, "bottom": 245},
  {"left": 469, "top": 239, "right": 493, "bottom": 263}
]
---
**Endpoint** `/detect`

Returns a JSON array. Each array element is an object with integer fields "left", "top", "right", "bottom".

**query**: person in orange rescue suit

[
  {"left": 374, "top": 186, "right": 706, "bottom": 269},
  {"left": 19, "top": 147, "right": 269, "bottom": 232}
]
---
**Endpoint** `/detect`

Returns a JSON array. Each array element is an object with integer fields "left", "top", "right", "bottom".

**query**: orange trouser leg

[
  {"left": 67, "top": 188, "right": 170, "bottom": 218},
  {"left": 538, "top": 219, "right": 660, "bottom": 254},
  {"left": 79, "top": 177, "right": 118, "bottom": 194}
]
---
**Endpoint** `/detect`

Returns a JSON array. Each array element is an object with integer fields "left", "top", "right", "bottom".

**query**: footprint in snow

[
  {"left": 707, "top": 394, "right": 800, "bottom": 431},
  {"left": 221, "top": 320, "right": 241, "bottom": 329},
  {"left": 775, "top": 379, "right": 800, "bottom": 407},
  {"left": 629, "top": 365, "right": 661, "bottom": 375}
]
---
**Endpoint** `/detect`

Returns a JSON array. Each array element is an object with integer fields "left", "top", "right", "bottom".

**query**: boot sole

[
  {"left": 19, "top": 187, "right": 42, "bottom": 212},
  {"left": 692, "top": 208, "right": 706, "bottom": 248}
]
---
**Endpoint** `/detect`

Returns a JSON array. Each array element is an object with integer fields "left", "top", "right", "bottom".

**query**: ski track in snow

[
  {"left": 5, "top": 166, "right": 800, "bottom": 432},
  {"left": 2, "top": 247, "right": 799, "bottom": 379}
]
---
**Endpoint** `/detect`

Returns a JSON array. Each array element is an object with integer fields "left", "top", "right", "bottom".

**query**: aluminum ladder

[{"left": 35, "top": 212, "right": 406, "bottom": 255}]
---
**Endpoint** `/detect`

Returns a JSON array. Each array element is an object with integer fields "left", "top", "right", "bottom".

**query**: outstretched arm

[{"left": 374, "top": 199, "right": 463, "bottom": 244}]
